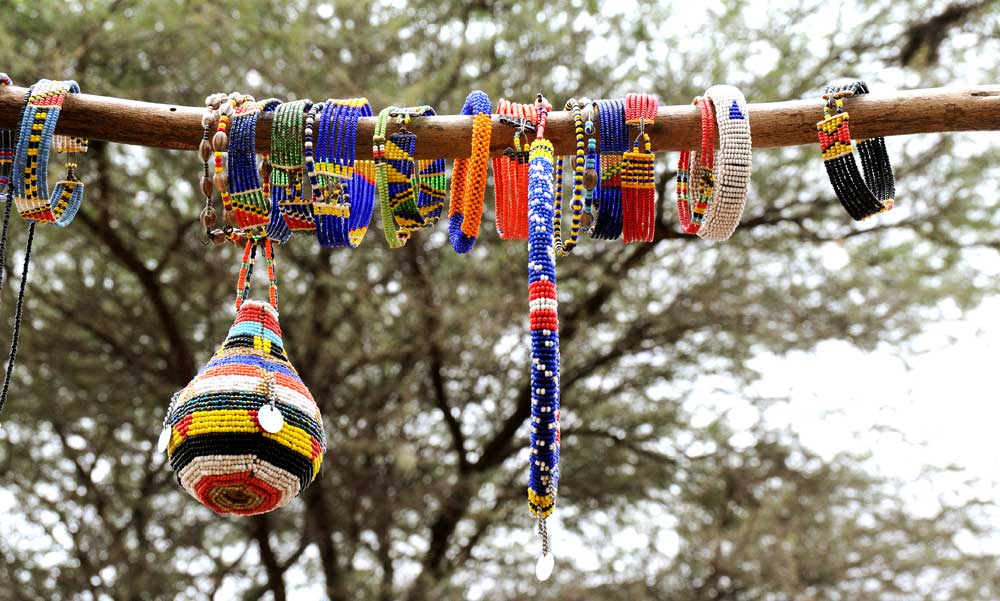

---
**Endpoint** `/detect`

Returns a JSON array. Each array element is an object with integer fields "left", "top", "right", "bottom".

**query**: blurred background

[{"left": 1, "top": 0, "right": 1000, "bottom": 599}]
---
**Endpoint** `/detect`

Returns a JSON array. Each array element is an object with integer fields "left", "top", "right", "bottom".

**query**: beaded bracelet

[
  {"left": 697, "top": 85, "right": 752, "bottom": 241},
  {"left": 374, "top": 106, "right": 435, "bottom": 248},
  {"left": 228, "top": 98, "right": 281, "bottom": 233},
  {"left": 211, "top": 93, "right": 254, "bottom": 230},
  {"left": 448, "top": 90, "right": 492, "bottom": 254},
  {"left": 553, "top": 98, "right": 586, "bottom": 255},
  {"left": 526, "top": 94, "right": 559, "bottom": 582},
  {"left": 676, "top": 97, "right": 716, "bottom": 235},
  {"left": 590, "top": 98, "right": 627, "bottom": 240},
  {"left": 314, "top": 98, "right": 375, "bottom": 248},
  {"left": 621, "top": 93, "right": 658, "bottom": 244},
  {"left": 580, "top": 99, "right": 599, "bottom": 229},
  {"left": 417, "top": 157, "right": 447, "bottom": 225},
  {"left": 12, "top": 79, "right": 88, "bottom": 227},
  {"left": 817, "top": 81, "right": 895, "bottom": 220},
  {"left": 270, "top": 99, "right": 314, "bottom": 238},
  {"left": 494, "top": 99, "right": 537, "bottom": 241}
]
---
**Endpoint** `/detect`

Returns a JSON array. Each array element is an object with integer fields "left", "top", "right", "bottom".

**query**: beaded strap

[
  {"left": 235, "top": 236, "right": 278, "bottom": 311},
  {"left": 494, "top": 99, "right": 537, "bottom": 241},
  {"left": 697, "top": 85, "right": 752, "bottom": 241},
  {"left": 818, "top": 81, "right": 895, "bottom": 220},
  {"left": 12, "top": 79, "right": 87, "bottom": 227},
  {"left": 621, "top": 93, "right": 658, "bottom": 244},
  {"left": 553, "top": 99, "right": 586, "bottom": 256},
  {"left": 270, "top": 99, "right": 314, "bottom": 237},
  {"left": 590, "top": 98, "right": 627, "bottom": 240},
  {"left": 229, "top": 98, "right": 281, "bottom": 232},
  {"left": 676, "top": 97, "right": 716, "bottom": 235},
  {"left": 448, "top": 90, "right": 492, "bottom": 254}
]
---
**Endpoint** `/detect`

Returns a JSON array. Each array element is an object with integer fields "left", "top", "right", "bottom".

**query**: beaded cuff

[
  {"left": 697, "top": 85, "right": 752, "bottom": 241},
  {"left": 375, "top": 106, "right": 436, "bottom": 248},
  {"left": 621, "top": 93, "right": 658, "bottom": 244},
  {"left": 270, "top": 99, "right": 314, "bottom": 237},
  {"left": 417, "top": 157, "right": 447, "bottom": 225},
  {"left": 13, "top": 79, "right": 88, "bottom": 227},
  {"left": 494, "top": 98, "right": 537, "bottom": 241},
  {"left": 590, "top": 98, "right": 627, "bottom": 240},
  {"left": 818, "top": 80, "right": 895, "bottom": 220},
  {"left": 553, "top": 98, "right": 585, "bottom": 256},
  {"left": 676, "top": 97, "right": 716, "bottom": 235},
  {"left": 229, "top": 98, "right": 281, "bottom": 232},
  {"left": 448, "top": 90, "right": 492, "bottom": 254}
]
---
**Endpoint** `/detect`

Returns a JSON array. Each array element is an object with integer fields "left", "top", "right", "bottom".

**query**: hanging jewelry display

[
  {"left": 526, "top": 93, "right": 560, "bottom": 582},
  {"left": 448, "top": 90, "right": 492, "bottom": 253},
  {"left": 817, "top": 80, "right": 895, "bottom": 220},
  {"left": 621, "top": 93, "right": 658, "bottom": 244}
]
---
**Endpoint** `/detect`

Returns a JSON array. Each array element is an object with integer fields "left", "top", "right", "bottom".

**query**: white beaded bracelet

[{"left": 698, "top": 85, "right": 752, "bottom": 241}]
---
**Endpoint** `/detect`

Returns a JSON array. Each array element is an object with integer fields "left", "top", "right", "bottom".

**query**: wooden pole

[{"left": 0, "top": 85, "right": 998, "bottom": 158}]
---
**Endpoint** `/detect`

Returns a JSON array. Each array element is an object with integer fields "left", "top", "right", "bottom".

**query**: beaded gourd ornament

[
  {"left": 160, "top": 237, "right": 326, "bottom": 515},
  {"left": 817, "top": 80, "right": 895, "bottom": 220},
  {"left": 526, "top": 94, "right": 560, "bottom": 582},
  {"left": 448, "top": 90, "right": 492, "bottom": 253},
  {"left": 494, "top": 98, "right": 537, "bottom": 240}
]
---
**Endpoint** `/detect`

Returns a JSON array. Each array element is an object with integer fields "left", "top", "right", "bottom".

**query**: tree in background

[{"left": 0, "top": 0, "right": 999, "bottom": 599}]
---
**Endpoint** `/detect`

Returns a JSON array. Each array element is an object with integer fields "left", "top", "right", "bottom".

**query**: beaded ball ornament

[
  {"left": 817, "top": 80, "right": 895, "bottom": 220},
  {"left": 448, "top": 90, "right": 492, "bottom": 254},
  {"left": 161, "top": 237, "right": 326, "bottom": 515}
]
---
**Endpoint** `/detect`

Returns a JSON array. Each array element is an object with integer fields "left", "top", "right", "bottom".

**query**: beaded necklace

[
  {"left": 448, "top": 90, "right": 492, "bottom": 254},
  {"left": 621, "top": 93, "right": 658, "bottom": 244},
  {"left": 590, "top": 98, "right": 627, "bottom": 240},
  {"left": 676, "top": 96, "right": 716, "bottom": 235},
  {"left": 270, "top": 99, "right": 315, "bottom": 237},
  {"left": 494, "top": 98, "right": 537, "bottom": 241},
  {"left": 229, "top": 98, "right": 281, "bottom": 233},
  {"left": 553, "top": 98, "right": 586, "bottom": 256},
  {"left": 817, "top": 81, "right": 895, "bottom": 220},
  {"left": 526, "top": 93, "right": 559, "bottom": 582}
]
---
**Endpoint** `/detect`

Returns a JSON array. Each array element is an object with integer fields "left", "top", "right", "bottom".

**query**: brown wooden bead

[
  {"left": 259, "top": 161, "right": 272, "bottom": 180},
  {"left": 199, "top": 206, "right": 218, "bottom": 228},
  {"left": 213, "top": 172, "right": 228, "bottom": 192},
  {"left": 209, "top": 229, "right": 228, "bottom": 246},
  {"left": 200, "top": 176, "right": 214, "bottom": 198},
  {"left": 224, "top": 209, "right": 238, "bottom": 227},
  {"left": 583, "top": 169, "right": 599, "bottom": 190},
  {"left": 199, "top": 139, "right": 213, "bottom": 162},
  {"left": 212, "top": 131, "right": 228, "bottom": 152},
  {"left": 581, "top": 211, "right": 594, "bottom": 229}
]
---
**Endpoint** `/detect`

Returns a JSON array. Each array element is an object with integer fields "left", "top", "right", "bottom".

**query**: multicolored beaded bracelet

[
  {"left": 580, "top": 99, "right": 600, "bottom": 229},
  {"left": 448, "top": 90, "right": 492, "bottom": 254},
  {"left": 676, "top": 96, "right": 716, "bottom": 235},
  {"left": 270, "top": 99, "right": 314, "bottom": 237},
  {"left": 416, "top": 157, "right": 447, "bottom": 225},
  {"left": 696, "top": 85, "right": 752, "bottom": 241},
  {"left": 228, "top": 98, "right": 281, "bottom": 233},
  {"left": 526, "top": 93, "right": 559, "bottom": 582},
  {"left": 621, "top": 93, "right": 658, "bottom": 244},
  {"left": 817, "top": 81, "right": 895, "bottom": 220},
  {"left": 374, "top": 106, "right": 435, "bottom": 248},
  {"left": 314, "top": 98, "right": 376, "bottom": 248},
  {"left": 590, "top": 98, "right": 627, "bottom": 240},
  {"left": 212, "top": 93, "right": 254, "bottom": 230},
  {"left": 494, "top": 98, "right": 537, "bottom": 241},
  {"left": 12, "top": 79, "right": 88, "bottom": 227},
  {"left": 553, "top": 98, "right": 586, "bottom": 256}
]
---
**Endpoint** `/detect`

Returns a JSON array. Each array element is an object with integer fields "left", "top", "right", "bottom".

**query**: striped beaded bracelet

[
  {"left": 12, "top": 79, "right": 88, "bottom": 226},
  {"left": 229, "top": 98, "right": 281, "bottom": 233},
  {"left": 817, "top": 80, "right": 895, "bottom": 220},
  {"left": 416, "top": 156, "right": 447, "bottom": 226},
  {"left": 448, "top": 90, "right": 492, "bottom": 254},
  {"left": 374, "top": 106, "right": 436, "bottom": 248},
  {"left": 621, "top": 92, "right": 659, "bottom": 244},
  {"left": 590, "top": 98, "right": 627, "bottom": 240},
  {"left": 696, "top": 85, "right": 752, "bottom": 241},
  {"left": 676, "top": 96, "right": 716, "bottom": 235},
  {"left": 526, "top": 94, "right": 560, "bottom": 581},
  {"left": 270, "top": 99, "right": 314, "bottom": 238},
  {"left": 553, "top": 98, "right": 586, "bottom": 256},
  {"left": 494, "top": 98, "right": 536, "bottom": 240}
]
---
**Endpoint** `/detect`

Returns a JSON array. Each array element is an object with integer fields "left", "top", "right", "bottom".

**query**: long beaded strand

[{"left": 553, "top": 98, "right": 586, "bottom": 256}]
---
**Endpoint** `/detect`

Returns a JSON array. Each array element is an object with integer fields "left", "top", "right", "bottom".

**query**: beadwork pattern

[
  {"left": 12, "top": 79, "right": 87, "bottom": 226},
  {"left": 374, "top": 106, "right": 437, "bottom": 248},
  {"left": 621, "top": 93, "right": 658, "bottom": 244},
  {"left": 417, "top": 158, "right": 446, "bottom": 224},
  {"left": 448, "top": 90, "right": 492, "bottom": 254},
  {"left": 590, "top": 98, "right": 627, "bottom": 240},
  {"left": 165, "top": 238, "right": 325, "bottom": 515},
  {"left": 817, "top": 81, "right": 895, "bottom": 220},
  {"left": 697, "top": 85, "right": 752, "bottom": 241}
]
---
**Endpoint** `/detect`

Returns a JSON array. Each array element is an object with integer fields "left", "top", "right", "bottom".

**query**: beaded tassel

[
  {"left": 527, "top": 96, "right": 559, "bottom": 581},
  {"left": 621, "top": 93, "right": 658, "bottom": 244}
]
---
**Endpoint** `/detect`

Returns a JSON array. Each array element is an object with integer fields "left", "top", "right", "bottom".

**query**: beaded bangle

[
  {"left": 494, "top": 99, "right": 537, "bottom": 241},
  {"left": 621, "top": 93, "right": 658, "bottom": 244},
  {"left": 553, "top": 98, "right": 586, "bottom": 255},
  {"left": 228, "top": 98, "right": 281, "bottom": 233},
  {"left": 12, "top": 79, "right": 88, "bottom": 227},
  {"left": 676, "top": 97, "right": 716, "bottom": 235},
  {"left": 580, "top": 99, "right": 599, "bottom": 229},
  {"left": 374, "top": 106, "right": 436, "bottom": 248},
  {"left": 697, "top": 85, "right": 752, "bottom": 241},
  {"left": 525, "top": 94, "right": 559, "bottom": 581},
  {"left": 212, "top": 93, "right": 253, "bottom": 230},
  {"left": 314, "top": 98, "right": 375, "bottom": 248},
  {"left": 448, "top": 90, "right": 492, "bottom": 254},
  {"left": 270, "top": 99, "right": 314, "bottom": 237},
  {"left": 590, "top": 98, "right": 627, "bottom": 240},
  {"left": 817, "top": 81, "right": 895, "bottom": 220}
]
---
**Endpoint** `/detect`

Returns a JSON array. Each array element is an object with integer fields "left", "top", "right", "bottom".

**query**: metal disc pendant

[
  {"left": 535, "top": 552, "right": 554, "bottom": 581},
  {"left": 257, "top": 404, "right": 285, "bottom": 433},
  {"left": 157, "top": 426, "right": 171, "bottom": 452}
]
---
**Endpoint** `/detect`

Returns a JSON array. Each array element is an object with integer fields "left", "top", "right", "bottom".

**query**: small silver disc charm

[
  {"left": 157, "top": 426, "right": 171, "bottom": 452},
  {"left": 535, "top": 552, "right": 554, "bottom": 581},
  {"left": 257, "top": 404, "right": 285, "bottom": 433}
]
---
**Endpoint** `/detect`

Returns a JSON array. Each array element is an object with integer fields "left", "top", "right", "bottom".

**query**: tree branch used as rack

[{"left": 0, "top": 86, "right": 997, "bottom": 158}]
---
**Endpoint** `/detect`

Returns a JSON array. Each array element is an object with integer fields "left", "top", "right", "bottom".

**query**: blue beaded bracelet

[{"left": 590, "top": 98, "right": 626, "bottom": 240}]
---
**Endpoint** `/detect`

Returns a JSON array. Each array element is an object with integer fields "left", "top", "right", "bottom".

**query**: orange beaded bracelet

[{"left": 448, "top": 91, "right": 492, "bottom": 254}]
